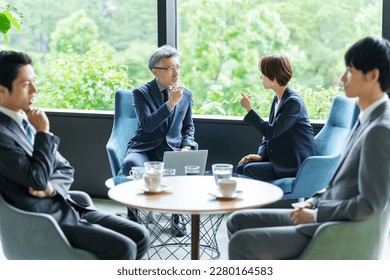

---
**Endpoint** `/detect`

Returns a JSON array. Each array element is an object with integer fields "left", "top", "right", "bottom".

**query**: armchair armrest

[
  {"left": 106, "top": 136, "right": 123, "bottom": 177},
  {"left": 300, "top": 204, "right": 390, "bottom": 260},
  {"left": 300, "top": 218, "right": 383, "bottom": 259},
  {"left": 69, "top": 190, "right": 95, "bottom": 208}
]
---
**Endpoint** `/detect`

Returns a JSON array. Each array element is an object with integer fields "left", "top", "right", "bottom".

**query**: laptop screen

[{"left": 163, "top": 150, "right": 208, "bottom": 176}]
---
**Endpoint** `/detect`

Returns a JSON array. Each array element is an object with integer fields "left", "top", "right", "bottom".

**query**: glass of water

[
  {"left": 129, "top": 166, "right": 145, "bottom": 181},
  {"left": 212, "top": 163, "right": 233, "bottom": 185},
  {"left": 163, "top": 168, "right": 176, "bottom": 177},
  {"left": 185, "top": 166, "right": 200, "bottom": 176}
]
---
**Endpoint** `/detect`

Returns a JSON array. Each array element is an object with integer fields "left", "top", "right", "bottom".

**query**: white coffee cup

[
  {"left": 218, "top": 179, "right": 237, "bottom": 197},
  {"left": 144, "top": 171, "right": 162, "bottom": 191}
]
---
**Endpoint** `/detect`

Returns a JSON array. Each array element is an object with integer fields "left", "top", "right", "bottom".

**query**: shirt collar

[
  {"left": 155, "top": 79, "right": 168, "bottom": 92},
  {"left": 0, "top": 106, "right": 25, "bottom": 126},
  {"left": 359, "top": 95, "right": 388, "bottom": 124}
]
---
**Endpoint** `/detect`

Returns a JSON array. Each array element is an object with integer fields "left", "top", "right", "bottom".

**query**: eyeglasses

[{"left": 153, "top": 65, "right": 182, "bottom": 72}]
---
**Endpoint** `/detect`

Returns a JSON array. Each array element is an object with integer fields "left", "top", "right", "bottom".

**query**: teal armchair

[
  {"left": 270, "top": 96, "right": 360, "bottom": 200},
  {"left": 106, "top": 89, "right": 138, "bottom": 177}
]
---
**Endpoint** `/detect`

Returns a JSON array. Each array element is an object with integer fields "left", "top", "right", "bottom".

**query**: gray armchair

[
  {"left": 0, "top": 191, "right": 97, "bottom": 260},
  {"left": 299, "top": 204, "right": 390, "bottom": 259}
]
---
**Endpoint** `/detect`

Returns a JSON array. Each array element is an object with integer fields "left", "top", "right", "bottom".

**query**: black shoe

[
  {"left": 170, "top": 214, "right": 187, "bottom": 237},
  {"left": 127, "top": 207, "right": 139, "bottom": 223}
]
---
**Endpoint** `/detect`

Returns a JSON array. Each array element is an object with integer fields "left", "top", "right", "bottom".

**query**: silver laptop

[{"left": 163, "top": 150, "right": 208, "bottom": 176}]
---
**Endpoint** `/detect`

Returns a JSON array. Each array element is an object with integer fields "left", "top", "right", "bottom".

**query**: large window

[
  {"left": 4, "top": 0, "right": 157, "bottom": 110},
  {"left": 178, "top": 0, "right": 382, "bottom": 120},
  {"left": 2, "top": 0, "right": 384, "bottom": 120}
]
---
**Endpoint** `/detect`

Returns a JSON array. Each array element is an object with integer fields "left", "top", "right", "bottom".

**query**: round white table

[{"left": 108, "top": 175, "right": 283, "bottom": 260}]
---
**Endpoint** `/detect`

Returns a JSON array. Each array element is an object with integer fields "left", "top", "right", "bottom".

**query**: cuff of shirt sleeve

[
  {"left": 165, "top": 102, "right": 174, "bottom": 112},
  {"left": 306, "top": 197, "right": 318, "bottom": 207}
]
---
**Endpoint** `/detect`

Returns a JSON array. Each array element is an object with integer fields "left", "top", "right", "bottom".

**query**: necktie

[
  {"left": 162, "top": 88, "right": 173, "bottom": 126},
  {"left": 329, "top": 119, "right": 361, "bottom": 186},
  {"left": 22, "top": 118, "right": 34, "bottom": 143},
  {"left": 162, "top": 88, "right": 169, "bottom": 103},
  {"left": 347, "top": 119, "right": 361, "bottom": 145}
]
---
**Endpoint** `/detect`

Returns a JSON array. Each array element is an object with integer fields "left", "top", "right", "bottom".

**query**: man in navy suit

[
  {"left": 0, "top": 50, "right": 150, "bottom": 259},
  {"left": 237, "top": 54, "right": 317, "bottom": 180},
  {"left": 121, "top": 45, "right": 196, "bottom": 237}
]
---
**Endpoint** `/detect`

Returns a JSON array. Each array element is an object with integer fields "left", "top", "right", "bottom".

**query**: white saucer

[
  {"left": 138, "top": 184, "right": 172, "bottom": 194},
  {"left": 209, "top": 189, "right": 241, "bottom": 200}
]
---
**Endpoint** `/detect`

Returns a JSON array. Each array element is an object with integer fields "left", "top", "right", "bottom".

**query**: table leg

[{"left": 191, "top": 214, "right": 200, "bottom": 260}]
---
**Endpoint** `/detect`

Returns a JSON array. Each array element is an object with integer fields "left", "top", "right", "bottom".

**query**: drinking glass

[
  {"left": 144, "top": 161, "right": 164, "bottom": 191},
  {"left": 185, "top": 166, "right": 200, "bottom": 176},
  {"left": 212, "top": 163, "right": 233, "bottom": 185},
  {"left": 163, "top": 168, "right": 176, "bottom": 177},
  {"left": 129, "top": 166, "right": 144, "bottom": 181}
]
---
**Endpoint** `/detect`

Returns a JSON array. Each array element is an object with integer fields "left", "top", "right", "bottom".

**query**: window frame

[{"left": 383, "top": 0, "right": 390, "bottom": 40}]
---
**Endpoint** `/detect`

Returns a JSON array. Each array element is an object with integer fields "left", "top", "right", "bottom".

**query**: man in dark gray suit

[
  {"left": 0, "top": 50, "right": 150, "bottom": 260},
  {"left": 121, "top": 45, "right": 196, "bottom": 237},
  {"left": 227, "top": 36, "right": 390, "bottom": 259}
]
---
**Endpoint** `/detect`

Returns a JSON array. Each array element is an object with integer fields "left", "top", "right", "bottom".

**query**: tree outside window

[{"left": 2, "top": 0, "right": 382, "bottom": 121}]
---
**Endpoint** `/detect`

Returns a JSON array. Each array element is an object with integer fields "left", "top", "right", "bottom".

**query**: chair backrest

[
  {"left": 300, "top": 203, "right": 390, "bottom": 259},
  {"left": 0, "top": 192, "right": 96, "bottom": 259},
  {"left": 315, "top": 95, "right": 360, "bottom": 156},
  {"left": 106, "top": 89, "right": 138, "bottom": 176},
  {"left": 271, "top": 95, "right": 360, "bottom": 199}
]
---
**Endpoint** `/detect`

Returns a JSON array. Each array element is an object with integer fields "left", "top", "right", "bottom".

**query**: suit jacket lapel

[
  {"left": 149, "top": 79, "right": 171, "bottom": 129},
  {"left": 273, "top": 87, "right": 293, "bottom": 121},
  {"left": 150, "top": 79, "right": 165, "bottom": 107},
  {"left": 328, "top": 102, "right": 387, "bottom": 186},
  {"left": 330, "top": 121, "right": 367, "bottom": 178},
  {"left": 0, "top": 112, "right": 33, "bottom": 154},
  {"left": 269, "top": 96, "right": 278, "bottom": 124},
  {"left": 8, "top": 120, "right": 34, "bottom": 154}
]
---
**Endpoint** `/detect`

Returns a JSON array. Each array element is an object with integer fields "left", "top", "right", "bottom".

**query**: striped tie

[{"left": 22, "top": 118, "right": 34, "bottom": 143}]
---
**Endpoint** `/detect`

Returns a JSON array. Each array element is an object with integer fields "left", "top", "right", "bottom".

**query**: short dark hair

[
  {"left": 0, "top": 50, "right": 32, "bottom": 91},
  {"left": 344, "top": 36, "right": 390, "bottom": 92},
  {"left": 258, "top": 54, "right": 293, "bottom": 86}
]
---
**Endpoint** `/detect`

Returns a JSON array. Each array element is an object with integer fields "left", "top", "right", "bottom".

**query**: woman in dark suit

[{"left": 237, "top": 54, "right": 317, "bottom": 180}]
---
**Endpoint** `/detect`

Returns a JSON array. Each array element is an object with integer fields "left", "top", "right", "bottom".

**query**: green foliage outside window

[
  {"left": 179, "top": 0, "right": 381, "bottom": 119},
  {"left": 35, "top": 44, "right": 131, "bottom": 110},
  {"left": 33, "top": 9, "right": 132, "bottom": 110},
  {"left": 6, "top": 0, "right": 155, "bottom": 111},
  {"left": 3, "top": 0, "right": 382, "bottom": 120},
  {"left": 50, "top": 10, "right": 99, "bottom": 54}
]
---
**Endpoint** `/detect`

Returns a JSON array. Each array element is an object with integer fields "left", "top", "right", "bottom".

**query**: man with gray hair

[{"left": 121, "top": 45, "right": 196, "bottom": 237}]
